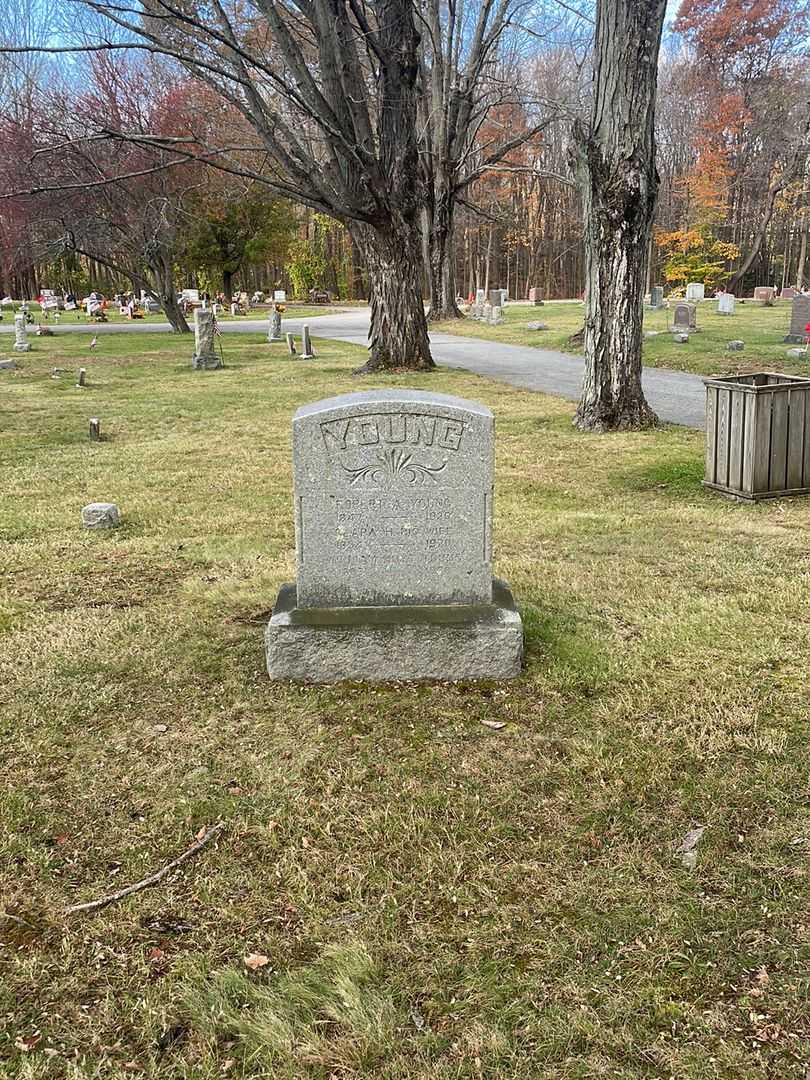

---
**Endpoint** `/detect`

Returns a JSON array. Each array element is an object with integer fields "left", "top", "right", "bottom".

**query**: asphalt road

[{"left": 2, "top": 307, "right": 707, "bottom": 429}]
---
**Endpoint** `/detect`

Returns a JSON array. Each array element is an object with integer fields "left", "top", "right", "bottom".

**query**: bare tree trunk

[
  {"left": 572, "top": 0, "right": 665, "bottom": 432},
  {"left": 426, "top": 186, "right": 462, "bottom": 321},
  {"left": 797, "top": 229, "right": 808, "bottom": 289},
  {"left": 351, "top": 221, "right": 434, "bottom": 372}
]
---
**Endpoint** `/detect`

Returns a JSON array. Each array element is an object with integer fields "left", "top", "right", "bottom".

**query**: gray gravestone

[
  {"left": 192, "top": 308, "right": 221, "bottom": 369},
  {"left": 672, "top": 303, "right": 697, "bottom": 332},
  {"left": 286, "top": 332, "right": 297, "bottom": 355},
  {"left": 301, "top": 325, "right": 315, "bottom": 359},
  {"left": 685, "top": 282, "right": 705, "bottom": 302},
  {"left": 82, "top": 502, "right": 119, "bottom": 529},
  {"left": 489, "top": 305, "right": 503, "bottom": 325},
  {"left": 717, "top": 292, "right": 736, "bottom": 315},
  {"left": 726, "top": 340, "right": 745, "bottom": 351},
  {"left": 13, "top": 313, "right": 30, "bottom": 352},
  {"left": 528, "top": 287, "right": 543, "bottom": 305},
  {"left": 76, "top": 368, "right": 86, "bottom": 387},
  {"left": 650, "top": 286, "right": 664, "bottom": 308},
  {"left": 785, "top": 295, "right": 810, "bottom": 342},
  {"left": 781, "top": 287, "right": 797, "bottom": 299},
  {"left": 268, "top": 307, "right": 283, "bottom": 341},
  {"left": 754, "top": 286, "right": 775, "bottom": 302},
  {"left": 265, "top": 390, "right": 523, "bottom": 682}
]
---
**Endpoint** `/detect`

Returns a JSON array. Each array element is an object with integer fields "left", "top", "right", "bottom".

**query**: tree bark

[
  {"left": 351, "top": 220, "right": 434, "bottom": 373},
  {"left": 572, "top": 0, "right": 665, "bottom": 432},
  {"left": 223, "top": 268, "right": 233, "bottom": 300},
  {"left": 426, "top": 186, "right": 462, "bottom": 321}
]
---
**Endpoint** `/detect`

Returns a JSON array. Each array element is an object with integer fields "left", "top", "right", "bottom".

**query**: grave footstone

[
  {"left": 685, "top": 283, "right": 705, "bottom": 302},
  {"left": 784, "top": 295, "right": 810, "bottom": 343},
  {"left": 265, "top": 389, "right": 523, "bottom": 682},
  {"left": 672, "top": 303, "right": 697, "bottom": 333},
  {"left": 717, "top": 292, "right": 736, "bottom": 315},
  {"left": 191, "top": 308, "right": 222, "bottom": 370},
  {"left": 526, "top": 321, "right": 548, "bottom": 331},
  {"left": 13, "top": 313, "right": 30, "bottom": 352},
  {"left": 82, "top": 502, "right": 119, "bottom": 529}
]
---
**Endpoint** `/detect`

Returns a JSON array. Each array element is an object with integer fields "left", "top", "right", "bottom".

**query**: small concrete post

[
  {"left": 77, "top": 368, "right": 87, "bottom": 387},
  {"left": 286, "top": 332, "right": 297, "bottom": 355},
  {"left": 89, "top": 418, "right": 101, "bottom": 440},
  {"left": 301, "top": 325, "right": 315, "bottom": 359}
]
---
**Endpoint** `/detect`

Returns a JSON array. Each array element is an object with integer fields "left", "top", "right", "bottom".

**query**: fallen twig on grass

[{"left": 65, "top": 822, "right": 226, "bottom": 916}]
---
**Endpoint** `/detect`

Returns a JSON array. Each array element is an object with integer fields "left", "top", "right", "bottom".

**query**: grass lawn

[
  {"left": 3, "top": 332, "right": 810, "bottom": 1079},
  {"left": 5, "top": 304, "right": 337, "bottom": 328},
  {"left": 433, "top": 300, "right": 810, "bottom": 379}
]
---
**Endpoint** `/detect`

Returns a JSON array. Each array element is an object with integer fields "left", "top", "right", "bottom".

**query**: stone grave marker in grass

[{"left": 265, "top": 389, "right": 523, "bottom": 682}]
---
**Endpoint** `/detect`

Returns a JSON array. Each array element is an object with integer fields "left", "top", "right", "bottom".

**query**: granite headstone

[
  {"left": 265, "top": 390, "right": 523, "bottom": 682},
  {"left": 192, "top": 308, "right": 221, "bottom": 370},
  {"left": 685, "top": 283, "right": 705, "bottom": 302},
  {"left": 785, "top": 295, "right": 810, "bottom": 343}
]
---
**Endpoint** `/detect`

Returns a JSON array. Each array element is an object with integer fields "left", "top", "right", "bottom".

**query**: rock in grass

[
  {"left": 674, "top": 333, "right": 689, "bottom": 343},
  {"left": 726, "top": 340, "right": 745, "bottom": 351},
  {"left": 81, "top": 502, "right": 120, "bottom": 529}
]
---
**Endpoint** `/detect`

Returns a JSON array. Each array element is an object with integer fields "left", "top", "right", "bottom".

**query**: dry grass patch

[{"left": 2, "top": 332, "right": 810, "bottom": 1078}]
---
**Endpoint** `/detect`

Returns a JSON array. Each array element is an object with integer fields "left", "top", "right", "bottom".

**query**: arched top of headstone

[{"left": 294, "top": 389, "right": 492, "bottom": 422}]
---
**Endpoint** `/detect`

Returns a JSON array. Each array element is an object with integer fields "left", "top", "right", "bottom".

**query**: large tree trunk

[
  {"left": 161, "top": 290, "right": 191, "bottom": 333},
  {"left": 351, "top": 220, "right": 434, "bottom": 373},
  {"left": 223, "top": 268, "right": 234, "bottom": 300},
  {"left": 426, "top": 189, "right": 462, "bottom": 321},
  {"left": 572, "top": 0, "right": 666, "bottom": 432}
]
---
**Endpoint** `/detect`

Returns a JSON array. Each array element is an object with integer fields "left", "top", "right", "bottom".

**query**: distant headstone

[
  {"left": 13, "top": 313, "right": 30, "bottom": 352},
  {"left": 301, "top": 325, "right": 315, "bottom": 359},
  {"left": 489, "top": 305, "right": 503, "bottom": 325},
  {"left": 230, "top": 302, "right": 239, "bottom": 316},
  {"left": 273, "top": 290, "right": 287, "bottom": 303},
  {"left": 528, "top": 287, "right": 543, "bottom": 305},
  {"left": 717, "top": 292, "right": 736, "bottom": 315},
  {"left": 753, "top": 286, "right": 775, "bottom": 302},
  {"left": 726, "top": 340, "right": 745, "bottom": 351},
  {"left": 89, "top": 418, "right": 101, "bottom": 440},
  {"left": 82, "top": 502, "right": 119, "bottom": 529},
  {"left": 784, "top": 295, "right": 810, "bottom": 343},
  {"left": 685, "top": 283, "right": 705, "bottom": 302},
  {"left": 781, "top": 287, "right": 797, "bottom": 300},
  {"left": 268, "top": 307, "right": 283, "bottom": 341},
  {"left": 672, "top": 303, "right": 697, "bottom": 332},
  {"left": 482, "top": 301, "right": 492, "bottom": 324},
  {"left": 76, "top": 368, "right": 87, "bottom": 387},
  {"left": 192, "top": 308, "right": 222, "bottom": 370},
  {"left": 286, "top": 332, "right": 297, "bottom": 355},
  {"left": 265, "top": 390, "right": 523, "bottom": 681},
  {"left": 650, "top": 286, "right": 664, "bottom": 308},
  {"left": 488, "top": 290, "right": 501, "bottom": 308}
]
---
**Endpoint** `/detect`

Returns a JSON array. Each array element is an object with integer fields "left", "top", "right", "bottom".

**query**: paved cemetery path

[{"left": 2, "top": 307, "right": 706, "bottom": 428}]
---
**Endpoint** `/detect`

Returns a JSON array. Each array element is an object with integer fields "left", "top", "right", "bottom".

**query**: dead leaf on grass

[
  {"left": 244, "top": 952, "right": 270, "bottom": 971},
  {"left": 14, "top": 1034, "right": 41, "bottom": 1052},
  {"left": 480, "top": 719, "right": 506, "bottom": 730},
  {"left": 675, "top": 825, "right": 705, "bottom": 868}
]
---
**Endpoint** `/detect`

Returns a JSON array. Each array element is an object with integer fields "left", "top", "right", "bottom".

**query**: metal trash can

[{"left": 704, "top": 372, "right": 810, "bottom": 500}]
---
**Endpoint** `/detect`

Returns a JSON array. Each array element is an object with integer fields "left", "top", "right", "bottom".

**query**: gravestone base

[
  {"left": 192, "top": 352, "right": 222, "bottom": 370},
  {"left": 266, "top": 577, "right": 523, "bottom": 683},
  {"left": 13, "top": 342, "right": 31, "bottom": 353},
  {"left": 784, "top": 333, "right": 808, "bottom": 344}
]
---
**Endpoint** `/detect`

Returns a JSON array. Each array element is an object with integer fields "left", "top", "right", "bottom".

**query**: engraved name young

[{"left": 292, "top": 390, "right": 494, "bottom": 607}]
